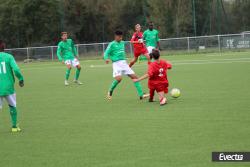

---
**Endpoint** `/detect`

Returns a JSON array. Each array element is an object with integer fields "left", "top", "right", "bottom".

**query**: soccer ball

[{"left": 170, "top": 88, "right": 181, "bottom": 98}]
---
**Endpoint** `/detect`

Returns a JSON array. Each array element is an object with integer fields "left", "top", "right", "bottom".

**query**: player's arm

[
  {"left": 166, "top": 61, "right": 172, "bottom": 69},
  {"left": 133, "top": 73, "right": 149, "bottom": 82},
  {"left": 56, "top": 44, "right": 63, "bottom": 62},
  {"left": 130, "top": 34, "right": 141, "bottom": 44},
  {"left": 143, "top": 31, "right": 146, "bottom": 40},
  {"left": 71, "top": 39, "right": 78, "bottom": 58},
  {"left": 104, "top": 43, "right": 112, "bottom": 64},
  {"left": 10, "top": 56, "right": 24, "bottom": 87},
  {"left": 156, "top": 31, "right": 160, "bottom": 49}
]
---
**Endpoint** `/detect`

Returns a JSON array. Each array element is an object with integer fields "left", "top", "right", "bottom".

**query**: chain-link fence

[{"left": 5, "top": 33, "right": 250, "bottom": 62}]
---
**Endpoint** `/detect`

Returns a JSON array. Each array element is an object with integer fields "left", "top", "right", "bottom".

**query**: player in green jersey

[
  {"left": 0, "top": 41, "right": 24, "bottom": 132},
  {"left": 143, "top": 22, "right": 160, "bottom": 54},
  {"left": 57, "top": 32, "right": 82, "bottom": 86},
  {"left": 104, "top": 30, "right": 149, "bottom": 100}
]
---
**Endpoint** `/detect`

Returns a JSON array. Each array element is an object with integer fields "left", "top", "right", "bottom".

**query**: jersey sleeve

[
  {"left": 130, "top": 33, "right": 136, "bottom": 42},
  {"left": 143, "top": 31, "right": 147, "bottom": 40},
  {"left": 166, "top": 61, "right": 172, "bottom": 69},
  {"left": 148, "top": 64, "right": 154, "bottom": 77},
  {"left": 9, "top": 56, "right": 24, "bottom": 81},
  {"left": 156, "top": 30, "right": 159, "bottom": 42},
  {"left": 71, "top": 39, "right": 77, "bottom": 56},
  {"left": 104, "top": 43, "right": 112, "bottom": 60},
  {"left": 56, "top": 43, "right": 63, "bottom": 61}
]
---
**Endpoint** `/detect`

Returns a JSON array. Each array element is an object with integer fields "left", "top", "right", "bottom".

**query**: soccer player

[
  {"left": 57, "top": 32, "right": 82, "bottom": 86},
  {"left": 143, "top": 22, "right": 160, "bottom": 54},
  {"left": 129, "top": 24, "right": 151, "bottom": 67},
  {"left": 0, "top": 41, "right": 24, "bottom": 132},
  {"left": 104, "top": 30, "right": 149, "bottom": 100},
  {"left": 133, "top": 49, "right": 172, "bottom": 105}
]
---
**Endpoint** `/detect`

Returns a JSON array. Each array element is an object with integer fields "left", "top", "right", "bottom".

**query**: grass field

[{"left": 0, "top": 51, "right": 250, "bottom": 167}]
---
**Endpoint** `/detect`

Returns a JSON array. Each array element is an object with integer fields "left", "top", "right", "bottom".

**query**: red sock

[{"left": 149, "top": 89, "right": 155, "bottom": 100}]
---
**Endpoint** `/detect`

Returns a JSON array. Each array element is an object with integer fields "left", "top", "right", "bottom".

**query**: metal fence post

[
  {"left": 51, "top": 46, "right": 54, "bottom": 60},
  {"left": 102, "top": 43, "right": 105, "bottom": 54},
  {"left": 218, "top": 35, "right": 221, "bottom": 52},
  {"left": 187, "top": 37, "right": 190, "bottom": 52},
  {"left": 27, "top": 47, "right": 29, "bottom": 61},
  {"left": 76, "top": 44, "right": 79, "bottom": 58}
]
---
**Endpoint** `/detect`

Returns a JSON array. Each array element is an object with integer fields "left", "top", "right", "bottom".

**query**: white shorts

[
  {"left": 0, "top": 94, "right": 16, "bottom": 110},
  {"left": 147, "top": 46, "right": 155, "bottom": 54},
  {"left": 65, "top": 58, "right": 80, "bottom": 67},
  {"left": 112, "top": 60, "right": 135, "bottom": 78}
]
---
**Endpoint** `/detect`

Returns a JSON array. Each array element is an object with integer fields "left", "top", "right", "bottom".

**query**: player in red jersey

[
  {"left": 133, "top": 49, "right": 172, "bottom": 105},
  {"left": 129, "top": 24, "right": 151, "bottom": 67}
]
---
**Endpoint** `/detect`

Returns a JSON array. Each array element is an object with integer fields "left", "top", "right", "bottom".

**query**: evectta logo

[{"left": 212, "top": 152, "right": 250, "bottom": 162}]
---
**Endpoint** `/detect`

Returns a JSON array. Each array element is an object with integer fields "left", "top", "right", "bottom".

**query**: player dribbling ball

[{"left": 133, "top": 49, "right": 172, "bottom": 106}]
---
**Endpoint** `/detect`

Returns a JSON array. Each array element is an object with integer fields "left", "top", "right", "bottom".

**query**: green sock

[
  {"left": 65, "top": 68, "right": 71, "bottom": 80},
  {"left": 75, "top": 68, "right": 81, "bottom": 80},
  {"left": 109, "top": 80, "right": 119, "bottom": 92},
  {"left": 134, "top": 81, "right": 144, "bottom": 97},
  {"left": 9, "top": 106, "right": 17, "bottom": 128}
]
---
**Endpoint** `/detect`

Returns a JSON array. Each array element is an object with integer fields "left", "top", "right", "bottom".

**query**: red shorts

[
  {"left": 148, "top": 82, "right": 169, "bottom": 93},
  {"left": 134, "top": 47, "right": 148, "bottom": 58}
]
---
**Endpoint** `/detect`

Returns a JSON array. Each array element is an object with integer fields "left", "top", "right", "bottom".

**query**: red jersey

[
  {"left": 130, "top": 32, "right": 146, "bottom": 50},
  {"left": 148, "top": 60, "right": 172, "bottom": 84}
]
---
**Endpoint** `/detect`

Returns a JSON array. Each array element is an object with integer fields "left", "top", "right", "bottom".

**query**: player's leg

[
  {"left": 129, "top": 51, "right": 139, "bottom": 67},
  {"left": 73, "top": 59, "right": 83, "bottom": 85},
  {"left": 156, "top": 84, "right": 168, "bottom": 105},
  {"left": 129, "top": 56, "right": 138, "bottom": 67},
  {"left": 128, "top": 74, "right": 149, "bottom": 99},
  {"left": 107, "top": 75, "right": 122, "bottom": 100},
  {"left": 144, "top": 52, "right": 151, "bottom": 65},
  {"left": 157, "top": 91, "right": 167, "bottom": 106},
  {"left": 108, "top": 61, "right": 124, "bottom": 99},
  {"left": 65, "top": 61, "right": 72, "bottom": 86},
  {"left": 149, "top": 88, "right": 155, "bottom": 102},
  {"left": 5, "top": 94, "right": 21, "bottom": 132}
]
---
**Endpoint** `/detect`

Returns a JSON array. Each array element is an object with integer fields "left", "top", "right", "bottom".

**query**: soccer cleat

[
  {"left": 140, "top": 93, "right": 150, "bottom": 100},
  {"left": 11, "top": 126, "right": 21, "bottom": 133},
  {"left": 107, "top": 91, "right": 113, "bottom": 100},
  {"left": 160, "top": 97, "right": 167, "bottom": 106},
  {"left": 65, "top": 80, "right": 69, "bottom": 86},
  {"left": 73, "top": 80, "right": 83, "bottom": 85},
  {"left": 149, "top": 98, "right": 154, "bottom": 102}
]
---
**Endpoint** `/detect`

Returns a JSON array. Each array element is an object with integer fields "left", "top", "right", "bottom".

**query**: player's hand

[
  {"left": 132, "top": 79, "right": 139, "bottom": 82},
  {"left": 138, "top": 39, "right": 143, "bottom": 43},
  {"left": 105, "top": 60, "right": 110, "bottom": 64},
  {"left": 19, "top": 80, "right": 24, "bottom": 87}
]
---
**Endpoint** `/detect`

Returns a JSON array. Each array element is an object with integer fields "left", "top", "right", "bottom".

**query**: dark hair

[
  {"left": 61, "top": 32, "right": 68, "bottom": 36},
  {"left": 0, "top": 40, "right": 6, "bottom": 51},
  {"left": 148, "top": 21, "right": 154, "bottom": 26},
  {"left": 115, "top": 30, "right": 123, "bottom": 36},
  {"left": 151, "top": 49, "right": 160, "bottom": 60}
]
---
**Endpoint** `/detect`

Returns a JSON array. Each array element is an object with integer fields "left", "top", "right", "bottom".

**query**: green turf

[{"left": 0, "top": 52, "right": 250, "bottom": 167}]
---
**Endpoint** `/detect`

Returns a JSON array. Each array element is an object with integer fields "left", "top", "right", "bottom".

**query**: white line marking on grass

[
  {"left": 89, "top": 58, "right": 250, "bottom": 68},
  {"left": 21, "top": 57, "right": 250, "bottom": 70}
]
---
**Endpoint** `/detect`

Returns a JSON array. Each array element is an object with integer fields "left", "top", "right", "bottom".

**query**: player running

[
  {"left": 104, "top": 30, "right": 149, "bottom": 100},
  {"left": 129, "top": 24, "right": 150, "bottom": 67},
  {"left": 133, "top": 49, "right": 172, "bottom": 106},
  {"left": 143, "top": 22, "right": 160, "bottom": 54},
  {"left": 0, "top": 41, "right": 24, "bottom": 132},
  {"left": 57, "top": 32, "right": 82, "bottom": 86}
]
